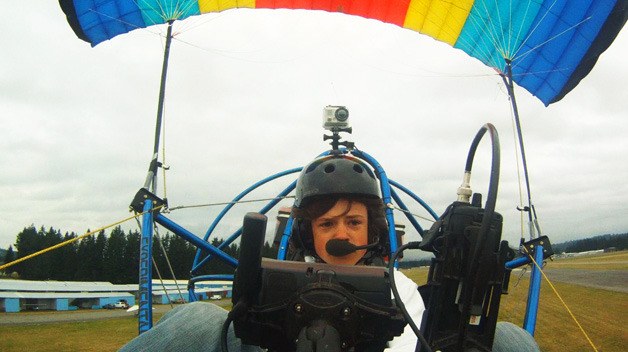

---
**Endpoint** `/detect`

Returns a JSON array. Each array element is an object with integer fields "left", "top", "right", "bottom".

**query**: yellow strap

[
  {"left": 0, "top": 206, "right": 163, "bottom": 272},
  {"left": 523, "top": 246, "right": 599, "bottom": 351}
]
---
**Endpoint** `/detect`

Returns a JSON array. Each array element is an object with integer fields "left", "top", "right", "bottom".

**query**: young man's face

[{"left": 311, "top": 199, "right": 369, "bottom": 265}]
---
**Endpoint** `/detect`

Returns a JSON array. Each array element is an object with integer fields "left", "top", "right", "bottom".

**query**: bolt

[
  {"left": 294, "top": 303, "right": 303, "bottom": 313},
  {"left": 342, "top": 307, "right": 351, "bottom": 316}
]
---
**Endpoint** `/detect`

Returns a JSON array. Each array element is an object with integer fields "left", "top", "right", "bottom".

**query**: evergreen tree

[
  {"left": 123, "top": 229, "right": 140, "bottom": 284},
  {"left": 44, "top": 227, "right": 64, "bottom": 280},
  {"left": 57, "top": 232, "right": 79, "bottom": 280},
  {"left": 3, "top": 245, "right": 15, "bottom": 264},
  {"left": 167, "top": 235, "right": 195, "bottom": 279},
  {"left": 94, "top": 230, "right": 107, "bottom": 279},
  {"left": 103, "top": 226, "right": 127, "bottom": 283},
  {"left": 75, "top": 235, "right": 96, "bottom": 281},
  {"left": 152, "top": 233, "right": 169, "bottom": 280},
  {"left": 14, "top": 226, "right": 44, "bottom": 279}
]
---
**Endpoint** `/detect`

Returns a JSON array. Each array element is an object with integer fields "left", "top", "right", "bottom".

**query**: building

[{"left": 0, "top": 278, "right": 232, "bottom": 313}]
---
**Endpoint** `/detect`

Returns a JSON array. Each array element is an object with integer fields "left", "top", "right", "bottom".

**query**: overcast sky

[{"left": 1, "top": 3, "right": 626, "bottom": 252}]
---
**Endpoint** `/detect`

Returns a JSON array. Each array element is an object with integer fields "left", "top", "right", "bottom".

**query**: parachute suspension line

[
  {"left": 151, "top": 256, "right": 175, "bottom": 308},
  {"left": 168, "top": 195, "right": 296, "bottom": 211},
  {"left": 0, "top": 205, "right": 164, "bottom": 272},
  {"left": 461, "top": 3, "right": 508, "bottom": 68},
  {"left": 133, "top": 216, "right": 179, "bottom": 308},
  {"left": 388, "top": 204, "right": 437, "bottom": 224},
  {"left": 154, "top": 225, "right": 186, "bottom": 302},
  {"left": 143, "top": 20, "right": 174, "bottom": 193},
  {"left": 501, "top": 61, "right": 542, "bottom": 240},
  {"left": 513, "top": 16, "right": 593, "bottom": 70},
  {"left": 508, "top": 94, "right": 527, "bottom": 241},
  {"left": 510, "top": 0, "right": 535, "bottom": 58},
  {"left": 521, "top": 246, "right": 599, "bottom": 352},
  {"left": 160, "top": 88, "right": 169, "bottom": 201}
]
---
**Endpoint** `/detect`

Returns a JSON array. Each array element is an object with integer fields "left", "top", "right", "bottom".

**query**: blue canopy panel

[
  {"left": 58, "top": 0, "right": 627, "bottom": 105},
  {"left": 59, "top": 0, "right": 200, "bottom": 47},
  {"left": 512, "top": 0, "right": 626, "bottom": 105}
]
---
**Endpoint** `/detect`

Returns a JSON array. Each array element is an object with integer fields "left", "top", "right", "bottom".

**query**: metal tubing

[
  {"left": 523, "top": 245, "right": 544, "bottom": 335},
  {"left": 192, "top": 169, "right": 300, "bottom": 270},
  {"left": 154, "top": 213, "right": 238, "bottom": 268},
  {"left": 352, "top": 150, "right": 398, "bottom": 261},
  {"left": 505, "top": 255, "right": 531, "bottom": 269},
  {"left": 277, "top": 216, "right": 295, "bottom": 260},
  {"left": 389, "top": 180, "right": 439, "bottom": 220},
  {"left": 191, "top": 180, "right": 298, "bottom": 272},
  {"left": 390, "top": 187, "right": 426, "bottom": 236},
  {"left": 502, "top": 62, "right": 539, "bottom": 238},
  {"left": 143, "top": 22, "right": 174, "bottom": 191},
  {"left": 138, "top": 200, "right": 154, "bottom": 334}
]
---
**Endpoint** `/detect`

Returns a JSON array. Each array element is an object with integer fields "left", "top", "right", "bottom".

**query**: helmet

[
  {"left": 294, "top": 155, "right": 381, "bottom": 209},
  {"left": 289, "top": 155, "right": 387, "bottom": 264}
]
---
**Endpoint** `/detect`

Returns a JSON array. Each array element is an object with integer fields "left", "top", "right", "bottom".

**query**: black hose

[
  {"left": 220, "top": 313, "right": 234, "bottom": 352},
  {"left": 221, "top": 301, "right": 248, "bottom": 352},
  {"left": 388, "top": 241, "right": 433, "bottom": 352},
  {"left": 457, "top": 123, "right": 500, "bottom": 350}
]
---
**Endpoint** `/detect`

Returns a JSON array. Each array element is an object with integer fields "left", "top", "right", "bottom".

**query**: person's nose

[{"left": 334, "top": 221, "right": 350, "bottom": 240}]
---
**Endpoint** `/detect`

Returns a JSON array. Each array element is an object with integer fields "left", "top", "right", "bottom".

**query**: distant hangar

[{"left": 0, "top": 279, "right": 232, "bottom": 313}]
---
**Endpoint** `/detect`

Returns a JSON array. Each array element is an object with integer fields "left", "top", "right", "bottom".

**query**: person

[{"left": 120, "top": 155, "right": 540, "bottom": 352}]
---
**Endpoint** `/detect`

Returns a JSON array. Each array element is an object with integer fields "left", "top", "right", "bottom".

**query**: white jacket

[{"left": 386, "top": 270, "right": 425, "bottom": 351}]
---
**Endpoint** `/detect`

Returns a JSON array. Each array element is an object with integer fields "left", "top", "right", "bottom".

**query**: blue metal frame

[
  {"left": 138, "top": 149, "right": 543, "bottom": 336},
  {"left": 138, "top": 200, "right": 154, "bottom": 334},
  {"left": 504, "top": 245, "right": 545, "bottom": 335}
]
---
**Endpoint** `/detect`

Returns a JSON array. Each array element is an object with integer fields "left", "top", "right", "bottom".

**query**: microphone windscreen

[{"left": 326, "top": 239, "right": 357, "bottom": 257}]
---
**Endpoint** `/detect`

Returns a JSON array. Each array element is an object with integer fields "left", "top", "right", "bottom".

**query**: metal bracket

[
  {"left": 521, "top": 235, "right": 554, "bottom": 260},
  {"left": 130, "top": 188, "right": 167, "bottom": 214}
]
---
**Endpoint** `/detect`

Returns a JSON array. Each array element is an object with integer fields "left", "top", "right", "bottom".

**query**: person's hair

[{"left": 290, "top": 195, "right": 389, "bottom": 261}]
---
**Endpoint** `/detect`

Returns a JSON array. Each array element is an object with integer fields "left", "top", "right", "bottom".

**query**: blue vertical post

[
  {"left": 138, "top": 200, "right": 154, "bottom": 334},
  {"left": 523, "top": 245, "right": 544, "bottom": 335}
]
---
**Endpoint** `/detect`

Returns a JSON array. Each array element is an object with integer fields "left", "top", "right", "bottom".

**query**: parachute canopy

[{"left": 59, "top": 0, "right": 626, "bottom": 105}]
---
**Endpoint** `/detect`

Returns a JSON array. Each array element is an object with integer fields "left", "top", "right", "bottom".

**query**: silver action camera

[{"left": 322, "top": 105, "right": 350, "bottom": 130}]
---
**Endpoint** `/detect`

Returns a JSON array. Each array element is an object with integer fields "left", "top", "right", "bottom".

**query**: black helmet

[{"left": 294, "top": 155, "right": 381, "bottom": 209}]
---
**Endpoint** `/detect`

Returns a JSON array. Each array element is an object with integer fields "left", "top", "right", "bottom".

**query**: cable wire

[
  {"left": 0, "top": 205, "right": 164, "bottom": 271},
  {"left": 388, "top": 241, "right": 432, "bottom": 352},
  {"left": 522, "top": 246, "right": 599, "bottom": 351}
]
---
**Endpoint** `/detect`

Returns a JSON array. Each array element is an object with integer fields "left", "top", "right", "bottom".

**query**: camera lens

[{"left": 335, "top": 107, "right": 349, "bottom": 121}]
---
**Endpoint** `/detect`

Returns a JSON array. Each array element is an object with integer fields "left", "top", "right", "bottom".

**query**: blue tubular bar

[
  {"left": 523, "top": 245, "right": 544, "bottom": 335},
  {"left": 188, "top": 288, "right": 197, "bottom": 302},
  {"left": 352, "top": 150, "right": 399, "bottom": 261},
  {"left": 190, "top": 274, "right": 234, "bottom": 282},
  {"left": 191, "top": 168, "right": 302, "bottom": 270},
  {"left": 138, "top": 200, "right": 154, "bottom": 334},
  {"left": 277, "top": 216, "right": 295, "bottom": 260},
  {"left": 188, "top": 274, "right": 235, "bottom": 302},
  {"left": 154, "top": 213, "right": 239, "bottom": 268},
  {"left": 390, "top": 187, "right": 426, "bottom": 236},
  {"left": 388, "top": 179, "right": 439, "bottom": 220},
  {"left": 191, "top": 180, "right": 298, "bottom": 273},
  {"left": 505, "top": 255, "right": 532, "bottom": 269}
]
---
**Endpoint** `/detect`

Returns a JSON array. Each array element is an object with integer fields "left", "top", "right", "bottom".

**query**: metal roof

[
  {"left": 0, "top": 279, "right": 231, "bottom": 292},
  {"left": 0, "top": 291, "right": 134, "bottom": 299},
  {"left": 0, "top": 279, "right": 136, "bottom": 293}
]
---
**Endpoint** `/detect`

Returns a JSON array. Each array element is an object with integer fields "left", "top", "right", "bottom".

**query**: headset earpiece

[{"left": 291, "top": 218, "right": 314, "bottom": 252}]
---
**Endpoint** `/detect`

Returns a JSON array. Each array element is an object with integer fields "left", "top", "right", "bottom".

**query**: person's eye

[
  {"left": 318, "top": 221, "right": 334, "bottom": 228},
  {"left": 348, "top": 219, "right": 364, "bottom": 227}
]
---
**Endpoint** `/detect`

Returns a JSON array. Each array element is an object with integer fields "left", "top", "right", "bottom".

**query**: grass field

[{"left": 1, "top": 252, "right": 625, "bottom": 351}]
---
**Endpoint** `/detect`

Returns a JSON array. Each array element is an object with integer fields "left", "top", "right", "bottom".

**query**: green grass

[
  {"left": 401, "top": 253, "right": 628, "bottom": 352},
  {"left": 1, "top": 253, "right": 625, "bottom": 351},
  {"left": 0, "top": 314, "right": 160, "bottom": 352}
]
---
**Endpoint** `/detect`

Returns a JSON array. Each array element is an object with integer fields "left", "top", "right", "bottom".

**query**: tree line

[
  {"left": 1, "top": 225, "right": 277, "bottom": 284},
  {"left": 552, "top": 232, "right": 627, "bottom": 254}
]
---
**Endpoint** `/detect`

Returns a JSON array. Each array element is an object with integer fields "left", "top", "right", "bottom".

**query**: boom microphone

[{"left": 326, "top": 239, "right": 379, "bottom": 257}]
